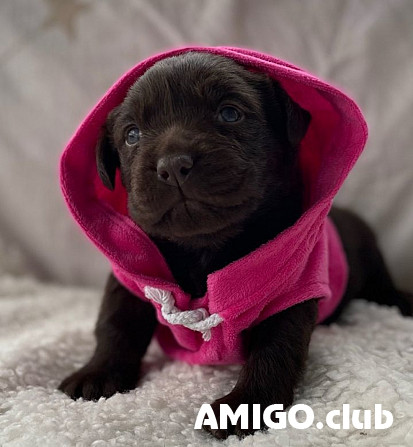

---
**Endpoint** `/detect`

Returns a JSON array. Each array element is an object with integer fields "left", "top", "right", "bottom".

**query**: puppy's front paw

[
  {"left": 58, "top": 362, "right": 140, "bottom": 401},
  {"left": 203, "top": 390, "right": 253, "bottom": 440},
  {"left": 203, "top": 388, "right": 292, "bottom": 440}
]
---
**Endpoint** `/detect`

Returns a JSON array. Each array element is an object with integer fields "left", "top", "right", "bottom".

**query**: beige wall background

[{"left": 0, "top": 0, "right": 412, "bottom": 290}]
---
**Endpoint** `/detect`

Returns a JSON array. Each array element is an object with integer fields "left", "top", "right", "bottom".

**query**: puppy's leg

[
  {"left": 59, "top": 273, "right": 157, "bottom": 400},
  {"left": 204, "top": 299, "right": 318, "bottom": 439},
  {"left": 324, "top": 207, "right": 412, "bottom": 325}
]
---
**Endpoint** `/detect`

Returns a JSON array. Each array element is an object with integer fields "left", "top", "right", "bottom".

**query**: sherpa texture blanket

[{"left": 0, "top": 274, "right": 412, "bottom": 446}]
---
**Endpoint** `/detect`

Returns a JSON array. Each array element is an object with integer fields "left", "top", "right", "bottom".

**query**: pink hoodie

[{"left": 60, "top": 46, "right": 368, "bottom": 365}]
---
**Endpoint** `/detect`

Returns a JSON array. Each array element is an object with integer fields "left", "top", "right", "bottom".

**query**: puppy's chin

[{"left": 128, "top": 197, "right": 258, "bottom": 249}]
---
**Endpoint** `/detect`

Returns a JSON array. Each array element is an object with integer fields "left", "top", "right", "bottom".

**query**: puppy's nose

[{"left": 157, "top": 155, "right": 194, "bottom": 186}]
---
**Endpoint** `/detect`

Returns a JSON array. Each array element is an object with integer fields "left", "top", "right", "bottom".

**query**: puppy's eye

[
  {"left": 125, "top": 127, "right": 140, "bottom": 146},
  {"left": 219, "top": 106, "right": 242, "bottom": 123}
]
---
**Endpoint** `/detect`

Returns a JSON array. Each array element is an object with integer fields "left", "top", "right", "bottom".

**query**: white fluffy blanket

[{"left": 0, "top": 275, "right": 412, "bottom": 446}]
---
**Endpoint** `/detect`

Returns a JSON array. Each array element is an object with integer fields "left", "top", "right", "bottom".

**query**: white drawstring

[{"left": 144, "top": 286, "right": 223, "bottom": 341}]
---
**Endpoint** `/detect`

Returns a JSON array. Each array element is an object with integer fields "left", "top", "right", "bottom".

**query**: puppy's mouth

[
  {"left": 160, "top": 197, "right": 241, "bottom": 230},
  {"left": 146, "top": 192, "right": 258, "bottom": 241}
]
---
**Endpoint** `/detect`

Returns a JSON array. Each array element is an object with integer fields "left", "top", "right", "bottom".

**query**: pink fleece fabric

[{"left": 60, "top": 46, "right": 368, "bottom": 365}]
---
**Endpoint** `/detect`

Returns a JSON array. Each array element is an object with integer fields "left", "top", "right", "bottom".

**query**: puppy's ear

[
  {"left": 271, "top": 80, "right": 311, "bottom": 148},
  {"left": 96, "top": 108, "right": 120, "bottom": 190}
]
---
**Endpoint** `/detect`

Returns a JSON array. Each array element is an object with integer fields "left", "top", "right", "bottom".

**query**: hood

[{"left": 60, "top": 46, "right": 368, "bottom": 315}]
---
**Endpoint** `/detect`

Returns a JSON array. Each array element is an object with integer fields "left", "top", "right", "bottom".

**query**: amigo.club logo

[{"left": 195, "top": 403, "right": 393, "bottom": 431}]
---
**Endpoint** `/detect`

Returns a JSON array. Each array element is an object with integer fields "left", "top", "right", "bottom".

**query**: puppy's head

[{"left": 96, "top": 52, "right": 310, "bottom": 248}]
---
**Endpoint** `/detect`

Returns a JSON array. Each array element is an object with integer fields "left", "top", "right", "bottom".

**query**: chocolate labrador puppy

[{"left": 59, "top": 52, "right": 412, "bottom": 438}]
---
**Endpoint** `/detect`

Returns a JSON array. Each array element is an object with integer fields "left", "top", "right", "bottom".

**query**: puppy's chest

[
  {"left": 174, "top": 268, "right": 209, "bottom": 299},
  {"left": 170, "top": 252, "right": 222, "bottom": 299},
  {"left": 155, "top": 242, "right": 227, "bottom": 299}
]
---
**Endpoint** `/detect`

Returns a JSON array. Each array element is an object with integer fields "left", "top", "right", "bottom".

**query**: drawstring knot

[{"left": 144, "top": 286, "right": 223, "bottom": 341}]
